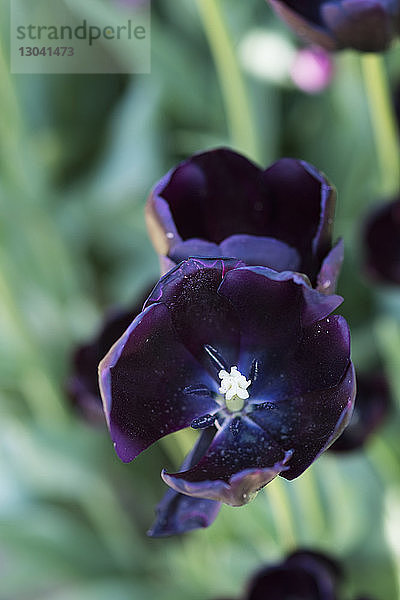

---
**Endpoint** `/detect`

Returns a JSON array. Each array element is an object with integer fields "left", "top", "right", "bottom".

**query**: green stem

[
  {"left": 368, "top": 435, "right": 400, "bottom": 482},
  {"left": 196, "top": 0, "right": 260, "bottom": 162},
  {"left": 81, "top": 479, "right": 139, "bottom": 571},
  {"left": 0, "top": 36, "right": 30, "bottom": 191},
  {"left": 267, "top": 478, "right": 297, "bottom": 551},
  {"left": 318, "top": 457, "right": 361, "bottom": 549},
  {"left": 294, "top": 467, "right": 327, "bottom": 542},
  {"left": 361, "top": 54, "right": 400, "bottom": 198}
]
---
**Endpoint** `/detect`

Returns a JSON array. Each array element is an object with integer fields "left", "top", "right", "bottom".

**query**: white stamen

[{"left": 218, "top": 366, "right": 251, "bottom": 410}]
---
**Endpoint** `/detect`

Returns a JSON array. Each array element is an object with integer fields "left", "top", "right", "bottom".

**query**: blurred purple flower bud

[{"left": 290, "top": 46, "right": 334, "bottom": 94}]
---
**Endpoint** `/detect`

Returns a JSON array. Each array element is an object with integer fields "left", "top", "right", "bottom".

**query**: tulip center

[{"left": 218, "top": 366, "right": 251, "bottom": 413}]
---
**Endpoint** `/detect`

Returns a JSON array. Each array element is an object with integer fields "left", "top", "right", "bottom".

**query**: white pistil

[{"left": 218, "top": 366, "right": 251, "bottom": 412}]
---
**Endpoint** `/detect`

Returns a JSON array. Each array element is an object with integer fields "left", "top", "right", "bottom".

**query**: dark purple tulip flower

[
  {"left": 330, "top": 371, "right": 391, "bottom": 452},
  {"left": 99, "top": 257, "right": 355, "bottom": 507},
  {"left": 146, "top": 149, "right": 343, "bottom": 295},
  {"left": 363, "top": 198, "right": 400, "bottom": 285},
  {"left": 244, "top": 550, "right": 342, "bottom": 600},
  {"left": 268, "top": 0, "right": 399, "bottom": 52}
]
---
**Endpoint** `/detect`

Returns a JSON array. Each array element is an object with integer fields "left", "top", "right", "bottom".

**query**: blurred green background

[{"left": 1, "top": 0, "right": 400, "bottom": 598}]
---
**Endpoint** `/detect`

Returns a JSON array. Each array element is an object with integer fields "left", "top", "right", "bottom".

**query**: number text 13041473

[{"left": 18, "top": 46, "right": 74, "bottom": 56}]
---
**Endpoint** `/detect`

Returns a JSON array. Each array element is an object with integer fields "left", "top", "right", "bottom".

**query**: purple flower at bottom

[
  {"left": 214, "top": 550, "right": 378, "bottom": 600},
  {"left": 363, "top": 198, "right": 400, "bottom": 285},
  {"left": 99, "top": 258, "right": 355, "bottom": 508},
  {"left": 268, "top": 0, "right": 399, "bottom": 52},
  {"left": 330, "top": 371, "right": 391, "bottom": 452},
  {"left": 146, "top": 149, "right": 343, "bottom": 295},
  {"left": 244, "top": 551, "right": 342, "bottom": 600}
]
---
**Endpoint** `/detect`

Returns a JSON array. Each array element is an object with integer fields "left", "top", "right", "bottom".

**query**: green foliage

[{"left": 0, "top": 0, "right": 400, "bottom": 598}]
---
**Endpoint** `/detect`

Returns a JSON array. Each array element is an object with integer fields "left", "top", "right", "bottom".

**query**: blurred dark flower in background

[
  {"left": 146, "top": 148, "right": 343, "bottom": 294},
  {"left": 268, "top": 0, "right": 399, "bottom": 52},
  {"left": 242, "top": 550, "right": 341, "bottom": 600},
  {"left": 363, "top": 198, "right": 400, "bottom": 285},
  {"left": 330, "top": 371, "right": 391, "bottom": 452},
  {"left": 67, "top": 298, "right": 147, "bottom": 423},
  {"left": 215, "top": 549, "right": 377, "bottom": 600},
  {"left": 99, "top": 257, "right": 355, "bottom": 507}
]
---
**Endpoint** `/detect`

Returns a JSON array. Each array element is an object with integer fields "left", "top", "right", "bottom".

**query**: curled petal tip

[{"left": 162, "top": 450, "right": 293, "bottom": 507}]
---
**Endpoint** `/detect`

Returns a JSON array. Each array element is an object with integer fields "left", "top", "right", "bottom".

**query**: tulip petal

[
  {"left": 147, "top": 149, "right": 338, "bottom": 285},
  {"left": 218, "top": 266, "right": 342, "bottom": 377},
  {"left": 290, "top": 314, "right": 351, "bottom": 394},
  {"left": 148, "top": 429, "right": 221, "bottom": 536},
  {"left": 250, "top": 362, "right": 355, "bottom": 479},
  {"left": 316, "top": 238, "right": 344, "bottom": 294},
  {"left": 322, "top": 0, "right": 394, "bottom": 52},
  {"left": 261, "top": 158, "right": 336, "bottom": 282},
  {"left": 269, "top": 0, "right": 396, "bottom": 52},
  {"left": 220, "top": 234, "right": 301, "bottom": 270},
  {"left": 144, "top": 258, "right": 242, "bottom": 374},
  {"left": 330, "top": 370, "right": 391, "bottom": 452},
  {"left": 247, "top": 550, "right": 340, "bottom": 600},
  {"left": 168, "top": 239, "right": 221, "bottom": 263},
  {"left": 148, "top": 486, "right": 222, "bottom": 537},
  {"left": 162, "top": 417, "right": 292, "bottom": 506},
  {"left": 67, "top": 297, "right": 150, "bottom": 423},
  {"left": 99, "top": 302, "right": 219, "bottom": 462},
  {"left": 160, "top": 149, "right": 264, "bottom": 244},
  {"left": 269, "top": 1, "right": 337, "bottom": 50}
]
